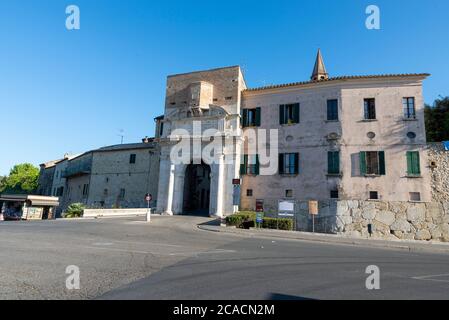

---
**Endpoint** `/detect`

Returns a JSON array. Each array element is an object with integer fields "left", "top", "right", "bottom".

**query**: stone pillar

[
  {"left": 156, "top": 152, "right": 175, "bottom": 216},
  {"left": 212, "top": 153, "right": 225, "bottom": 218},
  {"left": 172, "top": 164, "right": 186, "bottom": 215}
]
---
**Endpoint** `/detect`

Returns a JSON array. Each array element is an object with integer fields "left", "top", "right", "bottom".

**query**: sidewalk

[{"left": 198, "top": 224, "right": 449, "bottom": 254}]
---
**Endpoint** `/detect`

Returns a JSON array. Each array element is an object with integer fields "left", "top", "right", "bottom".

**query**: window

[
  {"left": 56, "top": 187, "right": 64, "bottom": 197},
  {"left": 241, "top": 108, "right": 261, "bottom": 127},
  {"left": 246, "top": 189, "right": 253, "bottom": 197},
  {"left": 104, "top": 189, "right": 108, "bottom": 196},
  {"left": 328, "top": 151, "right": 340, "bottom": 174},
  {"left": 240, "top": 155, "right": 260, "bottom": 175},
  {"left": 409, "top": 192, "right": 421, "bottom": 202},
  {"left": 360, "top": 151, "right": 386, "bottom": 175},
  {"left": 406, "top": 151, "right": 421, "bottom": 176},
  {"left": 82, "top": 184, "right": 89, "bottom": 197},
  {"left": 330, "top": 190, "right": 339, "bottom": 199},
  {"left": 403, "top": 97, "right": 416, "bottom": 119},
  {"left": 278, "top": 153, "right": 299, "bottom": 175},
  {"left": 369, "top": 191, "right": 379, "bottom": 200},
  {"left": 159, "top": 122, "right": 164, "bottom": 136},
  {"left": 327, "top": 99, "right": 339, "bottom": 121},
  {"left": 129, "top": 154, "right": 137, "bottom": 164},
  {"left": 285, "top": 190, "right": 293, "bottom": 198},
  {"left": 364, "top": 98, "right": 376, "bottom": 120},
  {"left": 225, "top": 96, "right": 233, "bottom": 100},
  {"left": 118, "top": 188, "right": 126, "bottom": 200},
  {"left": 280, "top": 103, "right": 300, "bottom": 125}
]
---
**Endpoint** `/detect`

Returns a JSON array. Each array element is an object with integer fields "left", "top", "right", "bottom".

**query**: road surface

[{"left": 1, "top": 216, "right": 448, "bottom": 300}]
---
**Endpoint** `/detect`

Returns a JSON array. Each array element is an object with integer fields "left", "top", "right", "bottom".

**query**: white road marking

[{"left": 412, "top": 273, "right": 449, "bottom": 283}]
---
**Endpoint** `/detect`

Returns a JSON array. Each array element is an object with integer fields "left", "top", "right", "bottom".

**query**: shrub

[
  {"left": 262, "top": 217, "right": 294, "bottom": 231},
  {"left": 64, "top": 203, "right": 85, "bottom": 218},
  {"left": 226, "top": 211, "right": 257, "bottom": 229}
]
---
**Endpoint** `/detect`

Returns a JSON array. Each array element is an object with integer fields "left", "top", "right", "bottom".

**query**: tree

[
  {"left": 425, "top": 96, "right": 449, "bottom": 142},
  {"left": 0, "top": 175, "right": 6, "bottom": 192},
  {"left": 1, "top": 163, "right": 40, "bottom": 194}
]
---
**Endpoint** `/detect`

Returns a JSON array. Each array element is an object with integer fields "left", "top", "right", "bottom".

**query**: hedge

[
  {"left": 226, "top": 212, "right": 256, "bottom": 229},
  {"left": 261, "top": 217, "right": 294, "bottom": 231}
]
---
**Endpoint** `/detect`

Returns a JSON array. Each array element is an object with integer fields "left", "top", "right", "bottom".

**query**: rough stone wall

[
  {"left": 334, "top": 200, "right": 449, "bottom": 242},
  {"left": 428, "top": 143, "right": 449, "bottom": 202}
]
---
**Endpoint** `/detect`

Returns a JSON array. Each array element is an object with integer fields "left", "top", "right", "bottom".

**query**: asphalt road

[{"left": 1, "top": 216, "right": 449, "bottom": 300}]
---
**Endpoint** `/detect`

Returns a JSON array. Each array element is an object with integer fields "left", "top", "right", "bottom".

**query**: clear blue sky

[{"left": 0, "top": 0, "right": 448, "bottom": 175}]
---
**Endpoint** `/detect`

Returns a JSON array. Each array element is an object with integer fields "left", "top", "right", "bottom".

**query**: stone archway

[{"left": 182, "top": 163, "right": 211, "bottom": 216}]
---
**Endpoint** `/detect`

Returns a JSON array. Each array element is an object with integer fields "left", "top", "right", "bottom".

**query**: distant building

[
  {"left": 60, "top": 140, "right": 159, "bottom": 212},
  {"left": 37, "top": 160, "right": 59, "bottom": 196}
]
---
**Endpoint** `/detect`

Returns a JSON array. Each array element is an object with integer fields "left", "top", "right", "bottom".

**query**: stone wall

[
  {"left": 334, "top": 200, "right": 449, "bottom": 242},
  {"left": 428, "top": 143, "right": 449, "bottom": 202}
]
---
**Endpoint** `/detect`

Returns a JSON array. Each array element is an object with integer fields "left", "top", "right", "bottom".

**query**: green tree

[
  {"left": 0, "top": 175, "right": 6, "bottom": 192},
  {"left": 425, "top": 96, "right": 449, "bottom": 142},
  {"left": 1, "top": 163, "right": 40, "bottom": 194}
]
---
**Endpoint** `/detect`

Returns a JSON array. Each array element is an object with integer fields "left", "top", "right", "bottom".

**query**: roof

[
  {"left": 244, "top": 73, "right": 430, "bottom": 93},
  {"left": 39, "top": 159, "right": 60, "bottom": 169},
  {"left": 95, "top": 142, "right": 157, "bottom": 153},
  {"left": 167, "top": 65, "right": 241, "bottom": 78}
]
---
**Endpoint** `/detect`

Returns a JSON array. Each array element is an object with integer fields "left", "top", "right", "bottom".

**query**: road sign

[
  {"left": 256, "top": 199, "right": 264, "bottom": 213},
  {"left": 145, "top": 193, "right": 152, "bottom": 202},
  {"left": 232, "top": 185, "right": 241, "bottom": 206},
  {"left": 309, "top": 200, "right": 318, "bottom": 215},
  {"left": 256, "top": 212, "right": 264, "bottom": 223},
  {"left": 232, "top": 179, "right": 241, "bottom": 185}
]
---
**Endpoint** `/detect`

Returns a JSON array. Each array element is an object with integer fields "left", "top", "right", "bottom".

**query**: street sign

[
  {"left": 256, "top": 199, "right": 264, "bottom": 213},
  {"left": 309, "top": 200, "right": 318, "bottom": 215},
  {"left": 256, "top": 212, "right": 264, "bottom": 223},
  {"left": 145, "top": 193, "right": 152, "bottom": 202},
  {"left": 232, "top": 179, "right": 241, "bottom": 185},
  {"left": 232, "top": 185, "right": 241, "bottom": 206}
]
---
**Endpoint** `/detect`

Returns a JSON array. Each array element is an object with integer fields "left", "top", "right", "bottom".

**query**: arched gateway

[{"left": 155, "top": 66, "right": 246, "bottom": 218}]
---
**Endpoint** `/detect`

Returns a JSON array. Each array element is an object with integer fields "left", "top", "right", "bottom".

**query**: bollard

[{"left": 146, "top": 208, "right": 151, "bottom": 222}]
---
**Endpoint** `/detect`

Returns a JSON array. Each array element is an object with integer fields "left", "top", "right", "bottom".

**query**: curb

[{"left": 198, "top": 224, "right": 449, "bottom": 254}]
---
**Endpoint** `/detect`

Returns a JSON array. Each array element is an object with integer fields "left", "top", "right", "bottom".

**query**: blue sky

[{"left": 0, "top": 0, "right": 448, "bottom": 175}]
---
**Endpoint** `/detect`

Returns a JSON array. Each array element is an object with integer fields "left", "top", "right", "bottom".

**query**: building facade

[
  {"left": 57, "top": 141, "right": 159, "bottom": 212},
  {"left": 155, "top": 50, "right": 432, "bottom": 217}
]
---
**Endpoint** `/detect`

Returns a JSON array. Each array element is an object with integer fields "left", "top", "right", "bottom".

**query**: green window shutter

[
  {"left": 255, "top": 155, "right": 260, "bottom": 176},
  {"left": 406, "top": 152, "right": 413, "bottom": 175},
  {"left": 255, "top": 107, "right": 261, "bottom": 127},
  {"left": 328, "top": 152, "right": 340, "bottom": 174},
  {"left": 243, "top": 109, "right": 249, "bottom": 128},
  {"left": 293, "top": 103, "right": 300, "bottom": 123},
  {"left": 379, "top": 151, "right": 386, "bottom": 175},
  {"left": 359, "top": 152, "right": 367, "bottom": 175},
  {"left": 279, "top": 105, "right": 285, "bottom": 125},
  {"left": 240, "top": 155, "right": 247, "bottom": 175},
  {"left": 294, "top": 153, "right": 299, "bottom": 174},
  {"left": 335, "top": 152, "right": 340, "bottom": 173},
  {"left": 408, "top": 151, "right": 420, "bottom": 175},
  {"left": 279, "top": 154, "right": 284, "bottom": 174},
  {"left": 414, "top": 152, "right": 421, "bottom": 175}
]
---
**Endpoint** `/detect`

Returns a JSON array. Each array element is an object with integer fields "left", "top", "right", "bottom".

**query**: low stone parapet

[{"left": 83, "top": 208, "right": 149, "bottom": 218}]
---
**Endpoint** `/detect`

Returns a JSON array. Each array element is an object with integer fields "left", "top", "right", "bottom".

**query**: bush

[
  {"left": 226, "top": 211, "right": 256, "bottom": 229},
  {"left": 64, "top": 203, "right": 85, "bottom": 218},
  {"left": 261, "top": 217, "right": 294, "bottom": 231}
]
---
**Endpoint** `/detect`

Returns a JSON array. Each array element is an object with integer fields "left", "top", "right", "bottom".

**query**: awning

[
  {"left": 0, "top": 194, "right": 59, "bottom": 207},
  {"left": 29, "top": 200, "right": 60, "bottom": 207}
]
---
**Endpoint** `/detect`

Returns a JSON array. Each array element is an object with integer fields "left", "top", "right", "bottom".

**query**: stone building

[
  {"left": 155, "top": 50, "right": 432, "bottom": 218},
  {"left": 36, "top": 160, "right": 59, "bottom": 196},
  {"left": 60, "top": 140, "right": 159, "bottom": 211}
]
